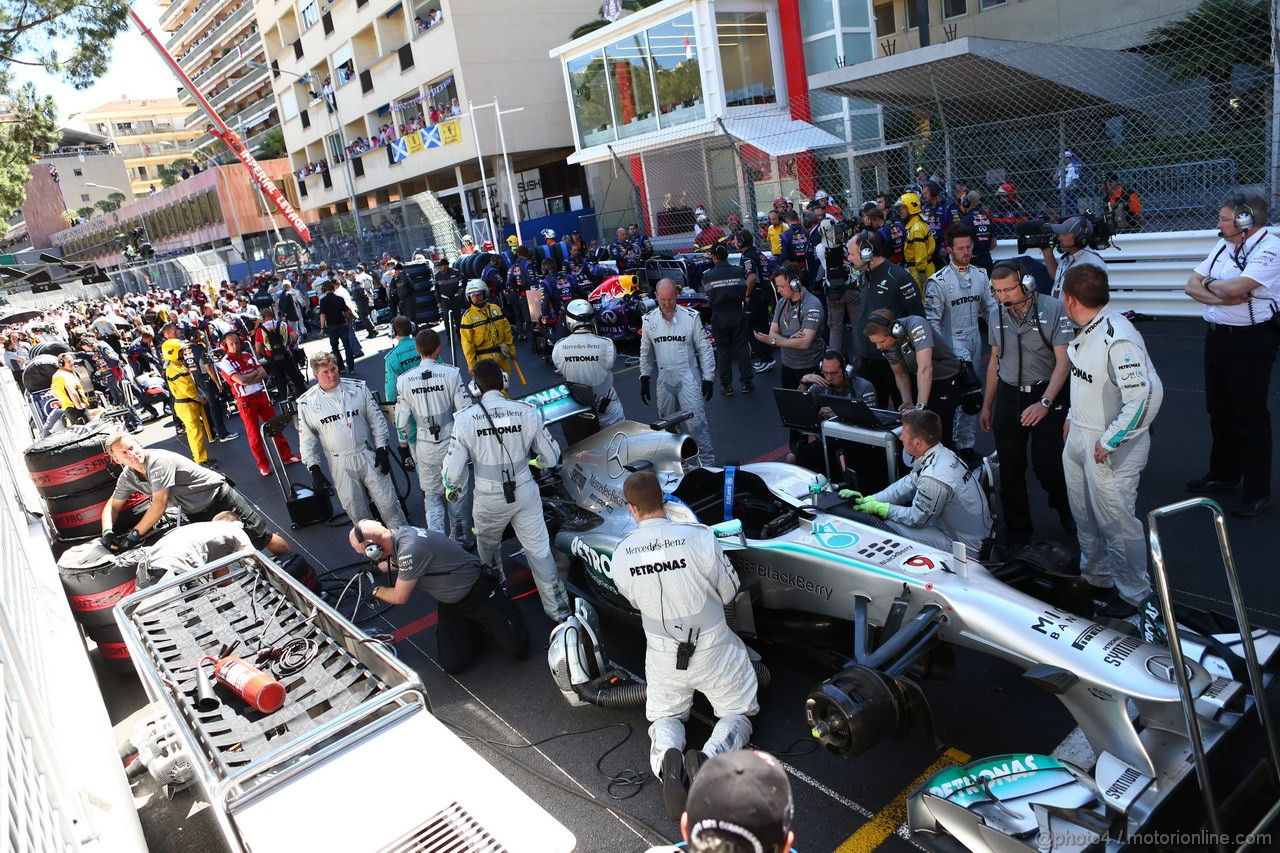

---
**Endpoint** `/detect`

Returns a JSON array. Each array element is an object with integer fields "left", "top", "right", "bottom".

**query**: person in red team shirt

[{"left": 216, "top": 331, "right": 302, "bottom": 476}]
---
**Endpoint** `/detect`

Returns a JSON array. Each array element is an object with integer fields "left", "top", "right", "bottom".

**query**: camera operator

[
  {"left": 1040, "top": 215, "right": 1106, "bottom": 299},
  {"left": 1184, "top": 189, "right": 1280, "bottom": 518}
]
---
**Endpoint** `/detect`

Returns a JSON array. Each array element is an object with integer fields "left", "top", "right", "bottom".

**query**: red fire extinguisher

[{"left": 200, "top": 654, "right": 286, "bottom": 714}]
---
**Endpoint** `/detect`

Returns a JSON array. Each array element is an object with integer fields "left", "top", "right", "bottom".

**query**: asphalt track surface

[{"left": 101, "top": 316, "right": 1280, "bottom": 853}]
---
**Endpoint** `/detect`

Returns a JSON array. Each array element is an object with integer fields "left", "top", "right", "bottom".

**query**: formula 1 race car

[{"left": 530, "top": 406, "right": 1280, "bottom": 852}]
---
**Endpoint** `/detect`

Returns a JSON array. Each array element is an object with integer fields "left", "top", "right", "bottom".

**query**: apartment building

[
  {"left": 21, "top": 128, "right": 133, "bottom": 250},
  {"left": 71, "top": 99, "right": 205, "bottom": 198},
  {"left": 252, "top": 0, "right": 601, "bottom": 243},
  {"left": 155, "top": 0, "right": 280, "bottom": 161}
]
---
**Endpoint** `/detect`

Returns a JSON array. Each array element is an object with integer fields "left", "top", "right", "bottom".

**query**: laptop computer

[
  {"left": 820, "top": 394, "right": 901, "bottom": 429},
  {"left": 774, "top": 387, "right": 822, "bottom": 432}
]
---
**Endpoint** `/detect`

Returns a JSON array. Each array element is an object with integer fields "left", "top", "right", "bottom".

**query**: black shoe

[
  {"left": 1087, "top": 583, "right": 1120, "bottom": 604},
  {"left": 720, "top": 385, "right": 734, "bottom": 397},
  {"left": 956, "top": 447, "right": 982, "bottom": 470},
  {"left": 1096, "top": 598, "right": 1138, "bottom": 619},
  {"left": 741, "top": 383, "right": 755, "bottom": 395},
  {"left": 1187, "top": 474, "right": 1242, "bottom": 493},
  {"left": 1233, "top": 496, "right": 1272, "bottom": 518},
  {"left": 660, "top": 748, "right": 688, "bottom": 820},
  {"left": 684, "top": 749, "right": 706, "bottom": 784},
  {"left": 1058, "top": 510, "right": 1077, "bottom": 534}
]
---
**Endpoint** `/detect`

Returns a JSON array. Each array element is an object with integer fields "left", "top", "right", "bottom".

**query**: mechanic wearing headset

[
  {"left": 297, "top": 351, "right": 407, "bottom": 531},
  {"left": 924, "top": 224, "right": 998, "bottom": 466},
  {"left": 396, "top": 329, "right": 475, "bottom": 547},
  {"left": 641, "top": 278, "right": 718, "bottom": 467},
  {"left": 841, "top": 409, "right": 991, "bottom": 555},
  {"left": 863, "top": 309, "right": 964, "bottom": 449},
  {"left": 609, "top": 470, "right": 758, "bottom": 821},
  {"left": 1061, "top": 265, "right": 1163, "bottom": 617},
  {"left": 352, "top": 520, "right": 528, "bottom": 674},
  {"left": 443, "top": 358, "right": 571, "bottom": 623},
  {"left": 979, "top": 261, "right": 1075, "bottom": 550},
  {"left": 1043, "top": 215, "right": 1106, "bottom": 299},
  {"left": 551, "top": 299, "right": 626, "bottom": 428},
  {"left": 846, "top": 229, "right": 924, "bottom": 407},
  {"left": 1183, "top": 189, "right": 1280, "bottom": 518}
]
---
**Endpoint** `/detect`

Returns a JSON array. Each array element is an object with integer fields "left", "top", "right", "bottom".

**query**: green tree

[
  {"left": 0, "top": 76, "right": 59, "bottom": 213},
  {"left": 76, "top": 205, "right": 94, "bottom": 221},
  {"left": 94, "top": 198, "right": 118, "bottom": 214},
  {"left": 1143, "top": 0, "right": 1271, "bottom": 130},
  {"left": 570, "top": 0, "right": 662, "bottom": 40},
  {"left": 258, "top": 127, "right": 286, "bottom": 159},
  {"left": 107, "top": 190, "right": 126, "bottom": 207}
]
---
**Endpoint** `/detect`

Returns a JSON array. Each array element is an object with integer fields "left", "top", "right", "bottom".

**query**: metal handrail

[{"left": 1147, "top": 497, "right": 1280, "bottom": 853}]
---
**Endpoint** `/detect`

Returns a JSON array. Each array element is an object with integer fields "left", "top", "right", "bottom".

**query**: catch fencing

[{"left": 304, "top": 189, "right": 463, "bottom": 269}]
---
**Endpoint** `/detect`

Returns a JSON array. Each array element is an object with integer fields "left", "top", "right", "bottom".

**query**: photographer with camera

[{"left": 1035, "top": 215, "right": 1107, "bottom": 299}]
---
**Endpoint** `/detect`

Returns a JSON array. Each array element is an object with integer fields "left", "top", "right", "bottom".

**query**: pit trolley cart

[
  {"left": 261, "top": 413, "right": 332, "bottom": 529},
  {"left": 115, "top": 550, "right": 576, "bottom": 853}
]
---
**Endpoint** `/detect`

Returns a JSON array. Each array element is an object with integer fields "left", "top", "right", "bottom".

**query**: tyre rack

[
  {"left": 1148, "top": 498, "right": 1280, "bottom": 853},
  {"left": 114, "top": 550, "right": 426, "bottom": 853}
]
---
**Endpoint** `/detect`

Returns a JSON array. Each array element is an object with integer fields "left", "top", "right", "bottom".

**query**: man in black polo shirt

[
  {"left": 702, "top": 244, "right": 754, "bottom": 396},
  {"left": 317, "top": 280, "right": 357, "bottom": 373},
  {"left": 352, "top": 520, "right": 528, "bottom": 674},
  {"left": 846, "top": 229, "right": 924, "bottom": 407}
]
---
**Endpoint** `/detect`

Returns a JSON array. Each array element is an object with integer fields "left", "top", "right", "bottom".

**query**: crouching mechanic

[
  {"left": 351, "top": 520, "right": 528, "bottom": 674},
  {"left": 551, "top": 299, "right": 625, "bottom": 427},
  {"left": 443, "top": 359, "right": 570, "bottom": 622},
  {"left": 297, "top": 351, "right": 407, "bottom": 529},
  {"left": 842, "top": 409, "right": 991, "bottom": 554},
  {"left": 102, "top": 432, "right": 291, "bottom": 555},
  {"left": 396, "top": 329, "right": 475, "bottom": 546},
  {"left": 610, "top": 471, "right": 759, "bottom": 820}
]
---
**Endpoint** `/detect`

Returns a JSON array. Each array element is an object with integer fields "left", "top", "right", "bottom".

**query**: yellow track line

[{"left": 834, "top": 747, "right": 971, "bottom": 853}]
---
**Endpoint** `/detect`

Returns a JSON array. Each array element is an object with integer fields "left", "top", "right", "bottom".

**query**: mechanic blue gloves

[
  {"left": 374, "top": 446, "right": 391, "bottom": 475},
  {"left": 640, "top": 375, "right": 651, "bottom": 405},
  {"left": 837, "top": 489, "right": 863, "bottom": 500},
  {"left": 854, "top": 496, "right": 891, "bottom": 519}
]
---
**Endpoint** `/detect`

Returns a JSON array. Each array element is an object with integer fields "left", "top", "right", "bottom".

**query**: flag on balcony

[
  {"left": 390, "top": 137, "right": 409, "bottom": 163},
  {"left": 421, "top": 125, "right": 441, "bottom": 149}
]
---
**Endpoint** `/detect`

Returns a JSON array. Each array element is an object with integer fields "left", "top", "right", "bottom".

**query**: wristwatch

[
  {"left": 770, "top": 336, "right": 778, "bottom": 346},
  {"left": 914, "top": 402, "right": 925, "bottom": 410},
  {"left": 1040, "top": 397, "right": 1053, "bottom": 408}
]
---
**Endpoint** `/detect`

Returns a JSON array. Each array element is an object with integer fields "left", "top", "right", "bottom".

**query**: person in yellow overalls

[
  {"left": 897, "top": 191, "right": 936, "bottom": 296},
  {"left": 459, "top": 279, "right": 513, "bottom": 375},
  {"left": 162, "top": 338, "right": 212, "bottom": 465}
]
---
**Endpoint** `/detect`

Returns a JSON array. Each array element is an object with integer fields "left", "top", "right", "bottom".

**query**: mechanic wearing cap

[
  {"left": 843, "top": 409, "right": 991, "bottom": 554},
  {"left": 896, "top": 191, "right": 936, "bottom": 295},
  {"left": 980, "top": 261, "right": 1075, "bottom": 549},
  {"left": 702, "top": 244, "right": 754, "bottom": 397},
  {"left": 297, "top": 350, "right": 407, "bottom": 530},
  {"left": 552, "top": 299, "right": 625, "bottom": 428},
  {"left": 434, "top": 257, "right": 465, "bottom": 330},
  {"left": 1043, "top": 215, "right": 1106, "bottom": 299},
  {"left": 352, "top": 520, "right": 528, "bottom": 674},
  {"left": 443, "top": 358, "right": 570, "bottom": 622},
  {"left": 397, "top": 329, "right": 474, "bottom": 544},
  {"left": 102, "top": 431, "right": 291, "bottom": 555},
  {"left": 459, "top": 278, "right": 514, "bottom": 375},
  {"left": 846, "top": 229, "right": 925, "bottom": 407},
  {"left": 864, "top": 309, "right": 964, "bottom": 447},
  {"left": 655, "top": 750, "right": 795, "bottom": 853},
  {"left": 924, "top": 224, "right": 997, "bottom": 464},
  {"left": 1062, "top": 265, "right": 1163, "bottom": 616},
  {"left": 1184, "top": 189, "right": 1280, "bottom": 518},
  {"left": 161, "top": 337, "right": 213, "bottom": 465},
  {"left": 215, "top": 331, "right": 301, "bottom": 477},
  {"left": 610, "top": 471, "right": 758, "bottom": 820},
  {"left": 642, "top": 279, "right": 718, "bottom": 467}
]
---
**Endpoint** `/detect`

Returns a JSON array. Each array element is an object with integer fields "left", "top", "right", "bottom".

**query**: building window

[
  {"left": 647, "top": 13, "right": 702, "bottom": 128},
  {"left": 875, "top": 3, "right": 895, "bottom": 36},
  {"left": 138, "top": 166, "right": 148, "bottom": 178},
  {"left": 80, "top": 193, "right": 90, "bottom": 202},
  {"left": 717, "top": 12, "right": 775, "bottom": 108},
  {"left": 980, "top": 0, "right": 1005, "bottom": 7},
  {"left": 568, "top": 50, "right": 614, "bottom": 147},
  {"left": 942, "top": 0, "right": 967, "bottom": 19},
  {"left": 605, "top": 35, "right": 657, "bottom": 139},
  {"left": 300, "top": 0, "right": 319, "bottom": 29},
  {"left": 905, "top": 0, "right": 923, "bottom": 29},
  {"left": 798, "top": 0, "right": 835, "bottom": 33},
  {"left": 73, "top": 168, "right": 83, "bottom": 177}
]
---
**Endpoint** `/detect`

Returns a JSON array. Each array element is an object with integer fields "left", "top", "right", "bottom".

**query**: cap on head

[{"left": 685, "top": 751, "right": 793, "bottom": 853}]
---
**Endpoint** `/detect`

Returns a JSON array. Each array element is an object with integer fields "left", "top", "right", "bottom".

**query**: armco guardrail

[{"left": 996, "top": 227, "right": 1233, "bottom": 319}]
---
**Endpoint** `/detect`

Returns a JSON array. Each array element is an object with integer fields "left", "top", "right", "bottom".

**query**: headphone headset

[
  {"left": 822, "top": 349, "right": 848, "bottom": 369},
  {"left": 355, "top": 521, "right": 385, "bottom": 563},
  {"left": 869, "top": 311, "right": 904, "bottom": 339},
  {"left": 992, "top": 259, "right": 1035, "bottom": 296},
  {"left": 855, "top": 229, "right": 882, "bottom": 263},
  {"left": 1233, "top": 193, "right": 1255, "bottom": 232}
]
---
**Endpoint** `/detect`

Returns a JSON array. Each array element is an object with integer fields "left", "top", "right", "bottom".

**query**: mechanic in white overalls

[
  {"left": 609, "top": 470, "right": 758, "bottom": 820},
  {"left": 640, "top": 278, "right": 717, "bottom": 466},
  {"left": 844, "top": 409, "right": 992, "bottom": 555},
  {"left": 297, "top": 351, "right": 407, "bottom": 529},
  {"left": 396, "top": 328, "right": 475, "bottom": 547},
  {"left": 442, "top": 358, "right": 570, "bottom": 622},
  {"left": 551, "top": 299, "right": 625, "bottom": 428}
]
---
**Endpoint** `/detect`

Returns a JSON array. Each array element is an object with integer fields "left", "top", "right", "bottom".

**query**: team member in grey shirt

[{"left": 351, "top": 520, "right": 528, "bottom": 674}]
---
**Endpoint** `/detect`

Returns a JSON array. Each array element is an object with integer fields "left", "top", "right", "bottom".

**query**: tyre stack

[{"left": 22, "top": 422, "right": 147, "bottom": 673}]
